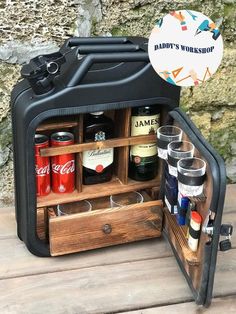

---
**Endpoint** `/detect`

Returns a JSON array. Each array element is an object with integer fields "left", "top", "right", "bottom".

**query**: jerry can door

[{"left": 160, "top": 107, "right": 227, "bottom": 306}]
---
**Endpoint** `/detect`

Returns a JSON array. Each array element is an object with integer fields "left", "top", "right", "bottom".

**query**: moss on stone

[
  {"left": 0, "top": 117, "right": 12, "bottom": 148},
  {"left": 0, "top": 62, "right": 21, "bottom": 122}
]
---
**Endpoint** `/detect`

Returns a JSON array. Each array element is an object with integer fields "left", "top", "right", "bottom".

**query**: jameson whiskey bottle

[
  {"left": 129, "top": 106, "right": 160, "bottom": 181},
  {"left": 83, "top": 112, "right": 114, "bottom": 185}
]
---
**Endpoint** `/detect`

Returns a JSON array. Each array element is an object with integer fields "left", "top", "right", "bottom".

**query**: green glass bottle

[{"left": 129, "top": 106, "right": 160, "bottom": 181}]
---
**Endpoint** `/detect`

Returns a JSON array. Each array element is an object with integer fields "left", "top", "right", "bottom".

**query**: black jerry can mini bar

[{"left": 11, "top": 36, "right": 228, "bottom": 306}]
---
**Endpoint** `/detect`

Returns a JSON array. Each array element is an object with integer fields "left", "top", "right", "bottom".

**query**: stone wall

[{"left": 0, "top": 0, "right": 235, "bottom": 205}]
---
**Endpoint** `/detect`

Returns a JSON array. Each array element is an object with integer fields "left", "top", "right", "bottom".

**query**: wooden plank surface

[
  {"left": 0, "top": 238, "right": 171, "bottom": 280},
  {"left": 40, "top": 134, "right": 156, "bottom": 156},
  {"left": 0, "top": 185, "right": 235, "bottom": 314},
  {"left": 0, "top": 250, "right": 236, "bottom": 314},
  {"left": 0, "top": 257, "right": 193, "bottom": 314},
  {"left": 122, "top": 296, "right": 236, "bottom": 313},
  {"left": 0, "top": 207, "right": 16, "bottom": 239}
]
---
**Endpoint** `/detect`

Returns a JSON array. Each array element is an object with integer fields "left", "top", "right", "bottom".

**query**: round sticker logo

[{"left": 148, "top": 10, "right": 223, "bottom": 86}]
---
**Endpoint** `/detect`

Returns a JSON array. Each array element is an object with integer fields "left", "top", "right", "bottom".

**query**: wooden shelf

[
  {"left": 36, "top": 118, "right": 78, "bottom": 132},
  {"left": 40, "top": 134, "right": 156, "bottom": 157},
  {"left": 37, "top": 176, "right": 160, "bottom": 208}
]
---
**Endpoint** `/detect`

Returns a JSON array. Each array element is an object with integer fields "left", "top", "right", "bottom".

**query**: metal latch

[{"left": 202, "top": 209, "right": 214, "bottom": 236}]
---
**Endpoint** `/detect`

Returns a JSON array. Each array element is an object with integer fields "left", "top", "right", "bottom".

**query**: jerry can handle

[
  {"left": 63, "top": 36, "right": 128, "bottom": 49},
  {"left": 67, "top": 51, "right": 149, "bottom": 87}
]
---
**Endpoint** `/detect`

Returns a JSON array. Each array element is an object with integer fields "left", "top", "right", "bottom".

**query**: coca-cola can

[
  {"left": 35, "top": 134, "right": 51, "bottom": 196},
  {"left": 51, "top": 132, "right": 75, "bottom": 193}
]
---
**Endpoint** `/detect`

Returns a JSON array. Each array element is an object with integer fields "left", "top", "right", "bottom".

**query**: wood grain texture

[
  {"left": 49, "top": 200, "right": 163, "bottom": 256},
  {"left": 40, "top": 134, "right": 156, "bottom": 157},
  {"left": 0, "top": 207, "right": 16, "bottom": 239},
  {"left": 0, "top": 238, "right": 171, "bottom": 280},
  {"left": 75, "top": 114, "right": 83, "bottom": 193},
  {"left": 36, "top": 208, "right": 47, "bottom": 240},
  {"left": 0, "top": 249, "right": 236, "bottom": 314},
  {"left": 122, "top": 296, "right": 236, "bottom": 314},
  {"left": 0, "top": 257, "right": 193, "bottom": 314},
  {"left": 114, "top": 108, "right": 131, "bottom": 184},
  {"left": 36, "top": 118, "right": 78, "bottom": 131},
  {"left": 164, "top": 208, "right": 199, "bottom": 266},
  {"left": 37, "top": 176, "right": 160, "bottom": 207}
]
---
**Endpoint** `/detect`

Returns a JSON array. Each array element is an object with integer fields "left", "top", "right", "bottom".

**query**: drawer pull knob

[{"left": 102, "top": 224, "right": 112, "bottom": 234}]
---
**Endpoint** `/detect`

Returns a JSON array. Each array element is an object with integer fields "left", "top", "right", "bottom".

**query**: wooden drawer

[{"left": 48, "top": 200, "right": 163, "bottom": 256}]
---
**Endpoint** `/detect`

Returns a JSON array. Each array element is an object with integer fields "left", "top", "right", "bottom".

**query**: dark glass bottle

[
  {"left": 129, "top": 106, "right": 160, "bottom": 181},
  {"left": 83, "top": 111, "right": 114, "bottom": 185}
]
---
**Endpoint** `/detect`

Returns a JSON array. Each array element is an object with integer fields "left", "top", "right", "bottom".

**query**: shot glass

[
  {"left": 157, "top": 126, "right": 183, "bottom": 160},
  {"left": 177, "top": 157, "right": 206, "bottom": 197},
  {"left": 57, "top": 200, "right": 92, "bottom": 216},
  {"left": 110, "top": 191, "right": 143, "bottom": 208},
  {"left": 167, "top": 141, "right": 194, "bottom": 177}
]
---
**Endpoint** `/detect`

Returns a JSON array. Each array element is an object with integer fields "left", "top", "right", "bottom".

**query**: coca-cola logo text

[
  {"left": 35, "top": 164, "right": 50, "bottom": 176},
  {"left": 52, "top": 160, "right": 75, "bottom": 175}
]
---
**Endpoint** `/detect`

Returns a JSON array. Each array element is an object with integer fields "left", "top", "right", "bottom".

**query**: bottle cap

[
  {"left": 191, "top": 211, "right": 202, "bottom": 224},
  {"left": 90, "top": 112, "right": 104, "bottom": 115}
]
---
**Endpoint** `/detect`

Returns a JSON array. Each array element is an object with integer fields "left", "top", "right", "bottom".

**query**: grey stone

[
  {"left": 74, "top": 0, "right": 102, "bottom": 37},
  {"left": 0, "top": 160, "right": 14, "bottom": 207},
  {"left": 0, "top": 63, "right": 21, "bottom": 122},
  {"left": 231, "top": 141, "right": 236, "bottom": 155},
  {"left": 223, "top": 0, "right": 236, "bottom": 4},
  {"left": 0, "top": 117, "right": 12, "bottom": 167},
  {"left": 0, "top": 146, "right": 10, "bottom": 167},
  {"left": 0, "top": 41, "right": 59, "bottom": 65},
  {"left": 226, "top": 158, "right": 236, "bottom": 182},
  {"left": 212, "top": 110, "right": 224, "bottom": 121}
]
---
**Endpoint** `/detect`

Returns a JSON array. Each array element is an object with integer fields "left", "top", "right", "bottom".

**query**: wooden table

[{"left": 0, "top": 185, "right": 235, "bottom": 313}]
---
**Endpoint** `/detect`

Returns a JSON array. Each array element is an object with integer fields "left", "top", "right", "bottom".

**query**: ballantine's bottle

[
  {"left": 129, "top": 106, "right": 160, "bottom": 181},
  {"left": 83, "top": 112, "right": 114, "bottom": 185}
]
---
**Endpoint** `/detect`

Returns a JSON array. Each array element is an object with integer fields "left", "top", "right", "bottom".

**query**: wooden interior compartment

[
  {"left": 114, "top": 108, "right": 131, "bottom": 184},
  {"left": 37, "top": 108, "right": 160, "bottom": 208},
  {"left": 162, "top": 122, "right": 213, "bottom": 291},
  {"left": 48, "top": 196, "right": 163, "bottom": 256},
  {"left": 163, "top": 207, "right": 199, "bottom": 266}
]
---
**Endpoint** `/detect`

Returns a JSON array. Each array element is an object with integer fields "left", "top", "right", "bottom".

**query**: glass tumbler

[
  {"left": 157, "top": 126, "right": 183, "bottom": 160},
  {"left": 177, "top": 157, "right": 206, "bottom": 196},
  {"left": 167, "top": 141, "right": 194, "bottom": 177},
  {"left": 57, "top": 200, "right": 92, "bottom": 216},
  {"left": 110, "top": 191, "right": 143, "bottom": 208}
]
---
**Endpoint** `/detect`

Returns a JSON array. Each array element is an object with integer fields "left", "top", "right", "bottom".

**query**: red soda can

[
  {"left": 51, "top": 132, "right": 75, "bottom": 193},
  {"left": 35, "top": 134, "right": 51, "bottom": 196}
]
